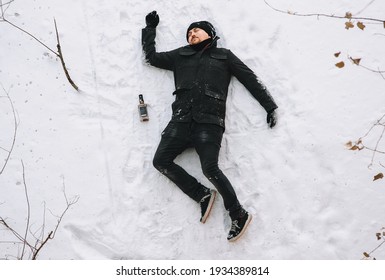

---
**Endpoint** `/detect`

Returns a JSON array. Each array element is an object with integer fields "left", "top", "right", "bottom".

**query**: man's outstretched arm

[
  {"left": 228, "top": 50, "right": 278, "bottom": 128},
  {"left": 142, "top": 11, "right": 177, "bottom": 71}
]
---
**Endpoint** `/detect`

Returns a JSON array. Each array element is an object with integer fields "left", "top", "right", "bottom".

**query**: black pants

[{"left": 153, "top": 121, "right": 242, "bottom": 217}]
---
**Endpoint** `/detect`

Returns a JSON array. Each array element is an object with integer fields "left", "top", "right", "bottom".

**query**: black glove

[
  {"left": 267, "top": 110, "right": 277, "bottom": 128},
  {"left": 145, "top": 11, "right": 159, "bottom": 28}
]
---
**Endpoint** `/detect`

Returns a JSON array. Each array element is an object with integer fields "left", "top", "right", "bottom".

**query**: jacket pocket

[
  {"left": 209, "top": 52, "right": 228, "bottom": 73},
  {"left": 174, "top": 81, "right": 195, "bottom": 93},
  {"left": 210, "top": 52, "right": 227, "bottom": 60},
  {"left": 204, "top": 88, "right": 226, "bottom": 101}
]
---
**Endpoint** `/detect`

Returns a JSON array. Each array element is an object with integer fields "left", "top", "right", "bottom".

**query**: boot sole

[
  {"left": 200, "top": 190, "right": 217, "bottom": 224},
  {"left": 228, "top": 214, "right": 253, "bottom": 242}
]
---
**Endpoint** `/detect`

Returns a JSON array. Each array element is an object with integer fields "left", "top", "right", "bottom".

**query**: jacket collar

[{"left": 179, "top": 36, "right": 220, "bottom": 56}]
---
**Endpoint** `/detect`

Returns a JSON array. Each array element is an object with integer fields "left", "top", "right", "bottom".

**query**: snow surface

[{"left": 1, "top": 0, "right": 385, "bottom": 260}]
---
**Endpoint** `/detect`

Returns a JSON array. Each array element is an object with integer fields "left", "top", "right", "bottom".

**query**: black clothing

[
  {"left": 142, "top": 27, "right": 278, "bottom": 129},
  {"left": 142, "top": 24, "right": 277, "bottom": 219},
  {"left": 153, "top": 121, "right": 242, "bottom": 216}
]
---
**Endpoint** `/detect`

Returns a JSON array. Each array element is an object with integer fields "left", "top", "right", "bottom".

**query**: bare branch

[
  {"left": 54, "top": 18, "right": 79, "bottom": 91},
  {"left": 348, "top": 56, "right": 385, "bottom": 79},
  {"left": 1, "top": 1, "right": 79, "bottom": 91},
  {"left": 264, "top": 0, "right": 385, "bottom": 24},
  {"left": 0, "top": 217, "right": 33, "bottom": 250},
  {"left": 2, "top": 19, "right": 59, "bottom": 55},
  {"left": 32, "top": 231, "right": 52, "bottom": 260},
  {"left": 0, "top": 0, "right": 58, "bottom": 56},
  {"left": 348, "top": 114, "right": 385, "bottom": 170},
  {"left": 0, "top": 0, "right": 15, "bottom": 17},
  {"left": 370, "top": 123, "right": 385, "bottom": 165},
  {"left": 50, "top": 177, "right": 79, "bottom": 239},
  {"left": 0, "top": 172, "right": 79, "bottom": 259},
  {"left": 362, "top": 227, "right": 385, "bottom": 260}
]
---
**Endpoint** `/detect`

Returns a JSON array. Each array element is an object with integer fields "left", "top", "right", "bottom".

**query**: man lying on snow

[{"left": 141, "top": 11, "right": 278, "bottom": 242}]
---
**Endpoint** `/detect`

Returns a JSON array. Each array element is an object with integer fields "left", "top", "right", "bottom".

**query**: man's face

[{"left": 187, "top": 27, "right": 211, "bottom": 45}]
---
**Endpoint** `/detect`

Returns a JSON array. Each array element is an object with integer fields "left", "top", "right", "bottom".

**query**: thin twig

[
  {"left": 50, "top": 177, "right": 79, "bottom": 239},
  {"left": 32, "top": 231, "right": 52, "bottom": 260},
  {"left": 348, "top": 56, "right": 385, "bottom": 79},
  {"left": 0, "top": 146, "right": 9, "bottom": 152},
  {"left": 362, "top": 114, "right": 385, "bottom": 138},
  {"left": 20, "top": 160, "right": 31, "bottom": 260},
  {"left": 348, "top": 113, "right": 385, "bottom": 175},
  {"left": 0, "top": 84, "right": 18, "bottom": 175},
  {"left": 369, "top": 125, "right": 385, "bottom": 165},
  {"left": 1, "top": 18, "right": 59, "bottom": 56},
  {"left": 0, "top": 0, "right": 15, "bottom": 17},
  {"left": 54, "top": 18, "right": 79, "bottom": 91},
  {"left": 0, "top": 217, "right": 32, "bottom": 247},
  {"left": 356, "top": 0, "right": 376, "bottom": 16},
  {"left": 352, "top": 114, "right": 385, "bottom": 168},
  {"left": 362, "top": 238, "right": 385, "bottom": 260},
  {"left": 379, "top": 69, "right": 385, "bottom": 80}
]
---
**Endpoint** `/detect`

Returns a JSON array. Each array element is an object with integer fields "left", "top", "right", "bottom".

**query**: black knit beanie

[{"left": 186, "top": 21, "right": 216, "bottom": 41}]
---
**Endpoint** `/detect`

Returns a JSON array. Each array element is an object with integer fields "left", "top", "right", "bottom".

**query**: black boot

[{"left": 227, "top": 208, "right": 252, "bottom": 242}]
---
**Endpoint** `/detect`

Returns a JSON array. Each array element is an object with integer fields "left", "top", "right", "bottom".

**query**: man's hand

[
  {"left": 267, "top": 110, "right": 277, "bottom": 128},
  {"left": 145, "top": 11, "right": 159, "bottom": 28}
]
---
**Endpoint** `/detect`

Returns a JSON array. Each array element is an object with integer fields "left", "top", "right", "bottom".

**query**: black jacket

[{"left": 142, "top": 27, "right": 278, "bottom": 128}]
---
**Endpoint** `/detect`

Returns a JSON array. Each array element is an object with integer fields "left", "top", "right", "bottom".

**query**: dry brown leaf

[
  {"left": 345, "top": 21, "right": 354, "bottom": 29},
  {"left": 345, "top": 141, "right": 353, "bottom": 148},
  {"left": 334, "top": 52, "right": 341, "bottom": 58},
  {"left": 357, "top": 22, "right": 366, "bottom": 30},
  {"left": 363, "top": 252, "right": 370, "bottom": 258},
  {"left": 335, "top": 61, "right": 345, "bottom": 68},
  {"left": 351, "top": 58, "right": 362, "bottom": 65},
  {"left": 345, "top": 12, "right": 353, "bottom": 19},
  {"left": 373, "top": 173, "right": 384, "bottom": 181}
]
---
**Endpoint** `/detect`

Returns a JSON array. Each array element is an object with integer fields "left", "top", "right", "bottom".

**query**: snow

[{"left": 1, "top": 0, "right": 385, "bottom": 260}]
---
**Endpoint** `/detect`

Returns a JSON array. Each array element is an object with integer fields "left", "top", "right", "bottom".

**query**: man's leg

[
  {"left": 153, "top": 121, "right": 210, "bottom": 203},
  {"left": 192, "top": 123, "right": 242, "bottom": 218},
  {"left": 193, "top": 123, "right": 252, "bottom": 241}
]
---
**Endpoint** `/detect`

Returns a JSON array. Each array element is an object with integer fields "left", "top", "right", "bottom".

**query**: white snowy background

[{"left": 1, "top": 0, "right": 384, "bottom": 260}]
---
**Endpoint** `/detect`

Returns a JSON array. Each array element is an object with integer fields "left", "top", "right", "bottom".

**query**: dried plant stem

[
  {"left": 2, "top": 18, "right": 59, "bottom": 56},
  {"left": 0, "top": 84, "right": 18, "bottom": 175},
  {"left": 0, "top": 163, "right": 79, "bottom": 259},
  {"left": 20, "top": 160, "right": 31, "bottom": 259},
  {"left": 54, "top": 18, "right": 78, "bottom": 91},
  {"left": 348, "top": 114, "right": 385, "bottom": 171},
  {"left": 1, "top": 1, "right": 79, "bottom": 91},
  {"left": 348, "top": 57, "right": 385, "bottom": 80}
]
